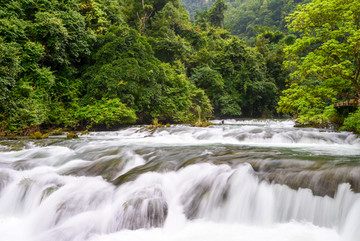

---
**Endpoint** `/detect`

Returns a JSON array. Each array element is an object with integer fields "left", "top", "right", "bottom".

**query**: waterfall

[{"left": 0, "top": 120, "right": 359, "bottom": 241}]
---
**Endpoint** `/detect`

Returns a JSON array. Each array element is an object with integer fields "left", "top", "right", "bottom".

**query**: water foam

[{"left": 0, "top": 120, "right": 359, "bottom": 241}]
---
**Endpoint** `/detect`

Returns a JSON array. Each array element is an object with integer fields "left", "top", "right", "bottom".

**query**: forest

[{"left": 1, "top": 0, "right": 360, "bottom": 134}]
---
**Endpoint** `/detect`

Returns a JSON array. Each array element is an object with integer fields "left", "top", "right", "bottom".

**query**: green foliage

[
  {"left": 32, "top": 11, "right": 70, "bottom": 65},
  {"left": 149, "top": 0, "right": 192, "bottom": 62},
  {"left": 84, "top": 26, "right": 171, "bottom": 120},
  {"left": 66, "top": 132, "right": 79, "bottom": 139},
  {"left": 79, "top": 0, "right": 124, "bottom": 33},
  {"left": 278, "top": 83, "right": 337, "bottom": 125},
  {"left": 0, "top": 38, "right": 20, "bottom": 106},
  {"left": 189, "top": 87, "right": 213, "bottom": 120},
  {"left": 0, "top": 0, "right": 291, "bottom": 133},
  {"left": 341, "top": 108, "right": 360, "bottom": 134},
  {"left": 0, "top": 0, "right": 124, "bottom": 132},
  {"left": 190, "top": 67, "right": 224, "bottom": 101},
  {"left": 146, "top": 118, "right": 165, "bottom": 130},
  {"left": 284, "top": 0, "right": 360, "bottom": 96},
  {"left": 224, "top": 0, "right": 311, "bottom": 45},
  {"left": 84, "top": 23, "right": 213, "bottom": 123},
  {"left": 181, "top": 0, "right": 215, "bottom": 20},
  {"left": 30, "top": 131, "right": 49, "bottom": 139},
  {"left": 208, "top": 0, "right": 227, "bottom": 27},
  {"left": 75, "top": 98, "right": 137, "bottom": 128},
  {"left": 279, "top": 0, "right": 360, "bottom": 128},
  {"left": 158, "top": 63, "right": 213, "bottom": 122},
  {"left": 192, "top": 121, "right": 215, "bottom": 127}
]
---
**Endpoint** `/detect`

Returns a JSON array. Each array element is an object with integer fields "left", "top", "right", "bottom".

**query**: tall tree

[
  {"left": 223, "top": 0, "right": 311, "bottom": 44},
  {"left": 278, "top": 0, "right": 360, "bottom": 125},
  {"left": 208, "top": 0, "right": 227, "bottom": 27}
]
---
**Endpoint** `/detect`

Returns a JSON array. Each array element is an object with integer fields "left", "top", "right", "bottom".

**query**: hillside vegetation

[
  {"left": 1, "top": 0, "right": 359, "bottom": 134},
  {"left": 0, "top": 0, "right": 288, "bottom": 134}
]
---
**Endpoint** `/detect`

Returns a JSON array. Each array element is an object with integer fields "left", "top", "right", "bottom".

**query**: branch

[{"left": 353, "top": 50, "right": 360, "bottom": 98}]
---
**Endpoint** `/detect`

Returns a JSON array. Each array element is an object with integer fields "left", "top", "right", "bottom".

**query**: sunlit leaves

[
  {"left": 84, "top": 25, "right": 213, "bottom": 123},
  {"left": 341, "top": 108, "right": 360, "bottom": 134},
  {"left": 75, "top": 98, "right": 137, "bottom": 127},
  {"left": 279, "top": 0, "right": 360, "bottom": 126}
]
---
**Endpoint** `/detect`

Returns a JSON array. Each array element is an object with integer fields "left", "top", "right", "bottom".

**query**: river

[{"left": 0, "top": 119, "right": 359, "bottom": 241}]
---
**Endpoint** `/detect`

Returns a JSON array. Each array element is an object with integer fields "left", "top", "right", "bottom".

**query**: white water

[
  {"left": 0, "top": 120, "right": 359, "bottom": 241},
  {"left": 77, "top": 120, "right": 360, "bottom": 155}
]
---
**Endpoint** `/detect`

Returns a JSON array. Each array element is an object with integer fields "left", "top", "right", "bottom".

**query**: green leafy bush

[
  {"left": 75, "top": 98, "right": 137, "bottom": 128},
  {"left": 66, "top": 132, "right": 79, "bottom": 139},
  {"left": 341, "top": 108, "right": 360, "bottom": 134},
  {"left": 30, "top": 131, "right": 48, "bottom": 139}
]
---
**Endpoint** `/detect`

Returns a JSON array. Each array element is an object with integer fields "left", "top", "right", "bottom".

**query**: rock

[
  {"left": 66, "top": 133, "right": 79, "bottom": 139},
  {"left": 117, "top": 187, "right": 168, "bottom": 230}
]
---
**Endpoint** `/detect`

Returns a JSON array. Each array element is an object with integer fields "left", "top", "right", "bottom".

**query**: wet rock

[
  {"left": 66, "top": 157, "right": 126, "bottom": 181},
  {"left": 13, "top": 159, "right": 38, "bottom": 171},
  {"left": 30, "top": 132, "right": 49, "bottom": 139},
  {"left": 0, "top": 172, "right": 10, "bottom": 193},
  {"left": 113, "top": 160, "right": 176, "bottom": 186},
  {"left": 18, "top": 177, "right": 35, "bottom": 202},
  {"left": 181, "top": 182, "right": 212, "bottom": 219},
  {"left": 181, "top": 177, "right": 230, "bottom": 220},
  {"left": 41, "top": 184, "right": 62, "bottom": 202},
  {"left": 66, "top": 133, "right": 79, "bottom": 139},
  {"left": 259, "top": 166, "right": 360, "bottom": 198},
  {"left": 117, "top": 187, "right": 168, "bottom": 230}
]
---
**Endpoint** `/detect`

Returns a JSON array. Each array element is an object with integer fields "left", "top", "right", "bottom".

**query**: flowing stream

[{"left": 0, "top": 119, "right": 360, "bottom": 241}]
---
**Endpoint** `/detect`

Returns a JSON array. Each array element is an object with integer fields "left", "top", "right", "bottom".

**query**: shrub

[
  {"left": 75, "top": 98, "right": 137, "bottom": 128},
  {"left": 30, "top": 131, "right": 48, "bottom": 139},
  {"left": 341, "top": 108, "right": 360, "bottom": 134},
  {"left": 66, "top": 133, "right": 79, "bottom": 139}
]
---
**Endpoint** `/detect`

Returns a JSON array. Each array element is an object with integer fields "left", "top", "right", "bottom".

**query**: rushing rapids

[{"left": 0, "top": 120, "right": 359, "bottom": 241}]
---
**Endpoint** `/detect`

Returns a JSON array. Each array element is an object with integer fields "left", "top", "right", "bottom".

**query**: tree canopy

[
  {"left": 278, "top": 0, "right": 360, "bottom": 127},
  {"left": 224, "top": 0, "right": 311, "bottom": 45},
  {"left": 7, "top": 0, "right": 358, "bottom": 135}
]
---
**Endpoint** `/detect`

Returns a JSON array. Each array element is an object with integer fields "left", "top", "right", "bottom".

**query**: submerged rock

[
  {"left": 258, "top": 164, "right": 360, "bottom": 198},
  {"left": 66, "top": 133, "right": 79, "bottom": 139},
  {"left": 181, "top": 182, "right": 212, "bottom": 219},
  {"left": 0, "top": 172, "right": 10, "bottom": 193},
  {"left": 30, "top": 132, "right": 49, "bottom": 139},
  {"left": 117, "top": 187, "right": 168, "bottom": 230}
]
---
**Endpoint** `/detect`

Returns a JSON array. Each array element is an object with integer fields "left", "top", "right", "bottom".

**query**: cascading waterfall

[{"left": 0, "top": 120, "right": 359, "bottom": 241}]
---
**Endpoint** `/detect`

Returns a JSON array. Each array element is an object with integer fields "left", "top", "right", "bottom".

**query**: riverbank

[
  {"left": 0, "top": 118, "right": 218, "bottom": 139},
  {"left": 1, "top": 117, "right": 358, "bottom": 144}
]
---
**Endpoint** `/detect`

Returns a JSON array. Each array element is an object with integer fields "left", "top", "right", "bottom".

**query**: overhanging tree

[{"left": 278, "top": 0, "right": 360, "bottom": 124}]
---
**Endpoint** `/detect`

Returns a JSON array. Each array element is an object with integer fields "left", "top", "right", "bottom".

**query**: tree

[
  {"left": 137, "top": 0, "right": 153, "bottom": 35},
  {"left": 208, "top": 0, "right": 227, "bottom": 28},
  {"left": 223, "top": 0, "right": 311, "bottom": 45},
  {"left": 149, "top": 0, "right": 191, "bottom": 62},
  {"left": 278, "top": 0, "right": 360, "bottom": 125},
  {"left": 83, "top": 25, "right": 212, "bottom": 123},
  {"left": 181, "top": 0, "right": 214, "bottom": 20},
  {"left": 0, "top": 38, "right": 20, "bottom": 111}
]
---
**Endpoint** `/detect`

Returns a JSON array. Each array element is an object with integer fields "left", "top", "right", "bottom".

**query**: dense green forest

[
  {"left": 0, "top": 0, "right": 287, "bottom": 133},
  {"left": 181, "top": 0, "right": 214, "bottom": 19},
  {"left": 1, "top": 0, "right": 359, "bottom": 134},
  {"left": 224, "top": 0, "right": 312, "bottom": 45},
  {"left": 183, "top": 0, "right": 310, "bottom": 44}
]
